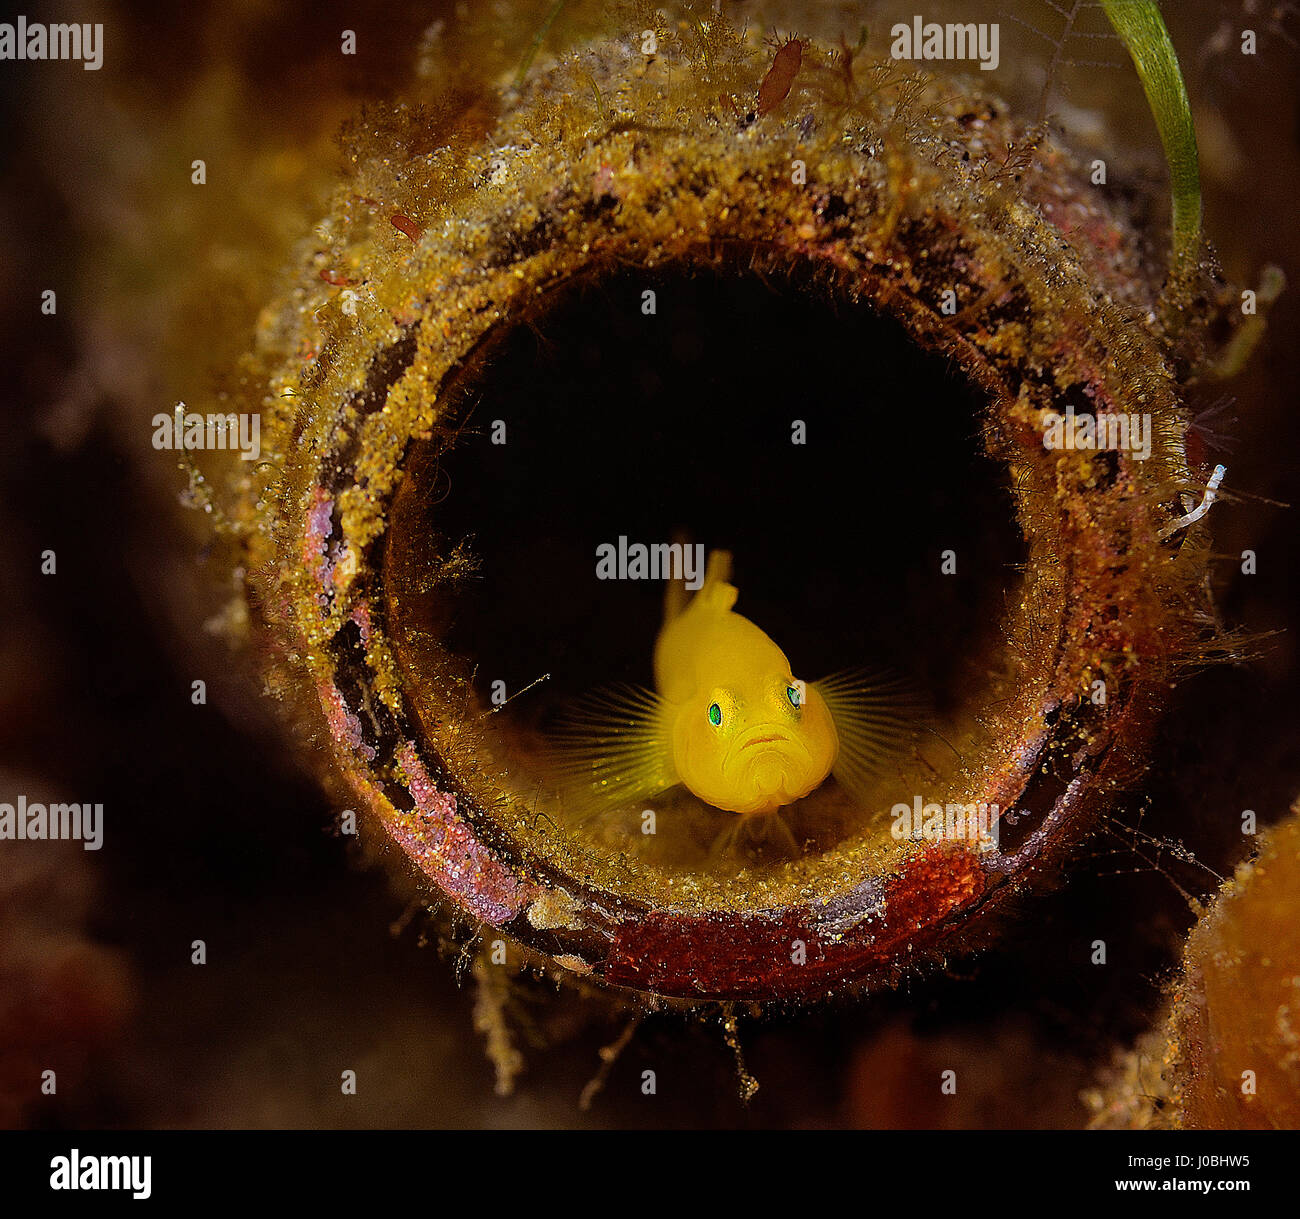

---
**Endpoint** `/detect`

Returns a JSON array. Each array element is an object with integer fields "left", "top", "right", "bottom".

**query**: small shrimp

[{"left": 757, "top": 36, "right": 804, "bottom": 116}]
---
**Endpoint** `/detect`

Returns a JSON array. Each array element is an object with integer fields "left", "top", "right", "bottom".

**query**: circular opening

[{"left": 385, "top": 259, "right": 1026, "bottom": 882}]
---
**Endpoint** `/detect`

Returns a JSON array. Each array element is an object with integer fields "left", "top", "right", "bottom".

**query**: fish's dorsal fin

[
  {"left": 663, "top": 542, "right": 735, "bottom": 622},
  {"left": 704, "top": 548, "right": 733, "bottom": 587},
  {"left": 695, "top": 549, "right": 737, "bottom": 615},
  {"left": 697, "top": 579, "right": 738, "bottom": 615}
]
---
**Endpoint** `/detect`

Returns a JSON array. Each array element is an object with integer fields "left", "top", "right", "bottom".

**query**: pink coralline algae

[
  {"left": 302, "top": 488, "right": 336, "bottom": 595},
  {"left": 319, "top": 682, "right": 376, "bottom": 762},
  {"left": 350, "top": 600, "right": 373, "bottom": 647},
  {"left": 393, "top": 743, "right": 530, "bottom": 926}
]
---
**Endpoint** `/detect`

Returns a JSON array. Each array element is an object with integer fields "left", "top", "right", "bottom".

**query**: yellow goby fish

[{"left": 555, "top": 550, "right": 911, "bottom": 819}]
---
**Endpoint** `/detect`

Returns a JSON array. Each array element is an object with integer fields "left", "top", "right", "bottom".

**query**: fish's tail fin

[
  {"left": 663, "top": 575, "right": 689, "bottom": 625},
  {"left": 662, "top": 531, "right": 693, "bottom": 623},
  {"left": 811, "top": 667, "right": 926, "bottom": 807}
]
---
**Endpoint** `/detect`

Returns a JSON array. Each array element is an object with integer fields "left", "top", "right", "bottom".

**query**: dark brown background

[{"left": 0, "top": 0, "right": 1297, "bottom": 1128}]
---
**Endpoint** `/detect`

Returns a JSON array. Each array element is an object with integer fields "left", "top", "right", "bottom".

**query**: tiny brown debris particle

[
  {"left": 757, "top": 37, "right": 804, "bottom": 116},
  {"left": 390, "top": 213, "right": 424, "bottom": 242}
]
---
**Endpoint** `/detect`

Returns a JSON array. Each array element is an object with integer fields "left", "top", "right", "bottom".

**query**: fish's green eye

[
  {"left": 787, "top": 684, "right": 802, "bottom": 709},
  {"left": 708, "top": 702, "right": 722, "bottom": 727}
]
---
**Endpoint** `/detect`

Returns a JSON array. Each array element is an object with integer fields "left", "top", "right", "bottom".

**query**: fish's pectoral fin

[
  {"left": 546, "top": 683, "right": 678, "bottom": 824},
  {"left": 812, "top": 667, "right": 924, "bottom": 807}
]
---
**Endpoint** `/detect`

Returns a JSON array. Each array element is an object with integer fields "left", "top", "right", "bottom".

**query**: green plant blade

[{"left": 1101, "top": 0, "right": 1202, "bottom": 286}]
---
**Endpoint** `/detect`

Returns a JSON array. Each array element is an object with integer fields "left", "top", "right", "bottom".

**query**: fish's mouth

[
  {"left": 718, "top": 728, "right": 815, "bottom": 809},
  {"left": 727, "top": 726, "right": 810, "bottom": 769}
]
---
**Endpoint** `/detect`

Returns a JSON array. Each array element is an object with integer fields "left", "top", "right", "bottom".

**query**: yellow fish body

[{"left": 555, "top": 550, "right": 912, "bottom": 820}]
